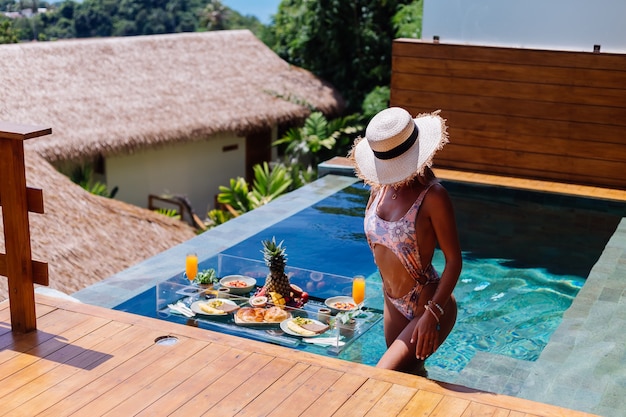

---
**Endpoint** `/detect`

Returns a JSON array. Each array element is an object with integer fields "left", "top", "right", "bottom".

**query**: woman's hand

[{"left": 411, "top": 310, "right": 440, "bottom": 360}]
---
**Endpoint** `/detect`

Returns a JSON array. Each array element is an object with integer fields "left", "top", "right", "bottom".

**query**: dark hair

[{"left": 417, "top": 166, "right": 437, "bottom": 185}]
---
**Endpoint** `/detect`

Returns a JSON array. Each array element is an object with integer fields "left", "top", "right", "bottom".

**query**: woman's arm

[
  {"left": 427, "top": 184, "right": 462, "bottom": 310},
  {"left": 411, "top": 184, "right": 462, "bottom": 359}
]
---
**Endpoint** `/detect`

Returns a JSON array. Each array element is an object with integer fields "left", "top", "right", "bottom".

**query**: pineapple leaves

[{"left": 261, "top": 237, "right": 287, "bottom": 268}]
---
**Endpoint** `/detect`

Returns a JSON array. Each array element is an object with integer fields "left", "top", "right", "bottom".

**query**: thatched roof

[
  {"left": 0, "top": 150, "right": 197, "bottom": 302},
  {"left": 0, "top": 30, "right": 344, "bottom": 163}
]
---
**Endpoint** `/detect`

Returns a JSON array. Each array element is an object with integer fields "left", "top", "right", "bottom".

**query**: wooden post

[{"left": 0, "top": 121, "right": 51, "bottom": 333}]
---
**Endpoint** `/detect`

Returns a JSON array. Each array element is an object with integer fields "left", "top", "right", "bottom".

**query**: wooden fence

[{"left": 390, "top": 39, "right": 626, "bottom": 190}]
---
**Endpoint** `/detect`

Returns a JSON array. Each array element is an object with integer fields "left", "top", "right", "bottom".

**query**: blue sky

[{"left": 222, "top": 0, "right": 282, "bottom": 24}]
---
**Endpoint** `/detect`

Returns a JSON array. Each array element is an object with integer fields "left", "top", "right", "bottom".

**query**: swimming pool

[{"left": 114, "top": 179, "right": 625, "bottom": 383}]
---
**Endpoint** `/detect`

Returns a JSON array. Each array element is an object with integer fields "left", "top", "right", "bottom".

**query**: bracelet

[
  {"left": 428, "top": 300, "right": 444, "bottom": 316},
  {"left": 424, "top": 304, "right": 440, "bottom": 323},
  {"left": 424, "top": 305, "right": 441, "bottom": 331}
]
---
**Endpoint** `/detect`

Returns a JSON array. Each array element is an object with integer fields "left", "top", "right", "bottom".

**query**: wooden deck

[{"left": 0, "top": 294, "right": 599, "bottom": 417}]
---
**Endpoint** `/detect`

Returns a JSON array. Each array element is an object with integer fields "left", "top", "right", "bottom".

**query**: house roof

[
  {"left": 0, "top": 30, "right": 344, "bottom": 163},
  {"left": 0, "top": 150, "right": 197, "bottom": 302}
]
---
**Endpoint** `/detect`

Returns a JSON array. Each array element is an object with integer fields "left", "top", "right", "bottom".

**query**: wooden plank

[
  {"left": 391, "top": 73, "right": 626, "bottom": 108},
  {"left": 0, "top": 315, "right": 109, "bottom": 391},
  {"left": 30, "top": 325, "right": 167, "bottom": 417},
  {"left": 304, "top": 374, "right": 368, "bottom": 417},
  {"left": 430, "top": 396, "right": 471, "bottom": 417},
  {"left": 491, "top": 408, "right": 513, "bottom": 417},
  {"left": 33, "top": 327, "right": 186, "bottom": 417},
  {"left": 364, "top": 384, "right": 418, "bottom": 417},
  {"left": 200, "top": 356, "right": 297, "bottom": 416},
  {"left": 266, "top": 367, "right": 345, "bottom": 417},
  {"left": 438, "top": 145, "right": 626, "bottom": 182},
  {"left": 390, "top": 41, "right": 626, "bottom": 190},
  {"left": 393, "top": 39, "right": 626, "bottom": 71},
  {"left": 436, "top": 129, "right": 626, "bottom": 164},
  {"left": 392, "top": 56, "right": 626, "bottom": 90},
  {"left": 1, "top": 321, "right": 131, "bottom": 416},
  {"left": 0, "top": 308, "right": 92, "bottom": 359},
  {"left": 436, "top": 160, "right": 626, "bottom": 190},
  {"left": 0, "top": 300, "right": 55, "bottom": 338},
  {"left": 168, "top": 351, "right": 273, "bottom": 416},
  {"left": 461, "top": 401, "right": 500, "bottom": 416},
  {"left": 68, "top": 337, "right": 209, "bottom": 417},
  {"left": 0, "top": 122, "right": 51, "bottom": 141},
  {"left": 395, "top": 107, "right": 626, "bottom": 146},
  {"left": 235, "top": 363, "right": 320, "bottom": 417},
  {"left": 399, "top": 389, "right": 444, "bottom": 416},
  {"left": 392, "top": 89, "right": 626, "bottom": 127},
  {"left": 133, "top": 346, "right": 249, "bottom": 417},
  {"left": 0, "top": 255, "right": 48, "bottom": 286},
  {"left": 0, "top": 318, "right": 125, "bottom": 414},
  {"left": 0, "top": 187, "right": 44, "bottom": 214},
  {"left": 332, "top": 379, "right": 392, "bottom": 416},
  {"left": 102, "top": 342, "right": 230, "bottom": 416},
  {"left": 0, "top": 139, "right": 37, "bottom": 332}
]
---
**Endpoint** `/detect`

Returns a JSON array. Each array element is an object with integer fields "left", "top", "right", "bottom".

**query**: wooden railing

[
  {"left": 390, "top": 39, "right": 626, "bottom": 190},
  {"left": 0, "top": 122, "right": 50, "bottom": 332}
]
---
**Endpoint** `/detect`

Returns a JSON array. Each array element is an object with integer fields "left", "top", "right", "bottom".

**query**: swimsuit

[{"left": 364, "top": 183, "right": 440, "bottom": 320}]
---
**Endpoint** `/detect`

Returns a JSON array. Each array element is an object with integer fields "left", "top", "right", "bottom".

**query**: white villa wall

[
  {"left": 106, "top": 132, "right": 245, "bottom": 219},
  {"left": 423, "top": 0, "right": 626, "bottom": 53}
]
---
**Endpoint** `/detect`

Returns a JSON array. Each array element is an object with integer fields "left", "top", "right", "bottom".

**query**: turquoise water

[
  {"left": 115, "top": 180, "right": 624, "bottom": 379},
  {"left": 338, "top": 257, "right": 584, "bottom": 380}
]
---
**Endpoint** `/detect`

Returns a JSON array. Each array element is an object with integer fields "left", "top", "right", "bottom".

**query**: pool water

[{"left": 115, "top": 180, "right": 625, "bottom": 381}]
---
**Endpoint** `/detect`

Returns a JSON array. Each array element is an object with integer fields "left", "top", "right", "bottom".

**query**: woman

[{"left": 349, "top": 107, "right": 461, "bottom": 375}]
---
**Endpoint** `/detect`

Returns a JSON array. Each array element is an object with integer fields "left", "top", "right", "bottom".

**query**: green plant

[
  {"left": 248, "top": 162, "right": 292, "bottom": 207},
  {"left": 154, "top": 208, "right": 181, "bottom": 220},
  {"left": 0, "top": 19, "right": 19, "bottom": 44},
  {"left": 217, "top": 177, "right": 253, "bottom": 214},
  {"left": 361, "top": 86, "right": 390, "bottom": 120},
  {"left": 216, "top": 162, "right": 293, "bottom": 217},
  {"left": 333, "top": 306, "right": 364, "bottom": 326},
  {"left": 273, "top": 111, "right": 362, "bottom": 174},
  {"left": 194, "top": 268, "right": 218, "bottom": 286},
  {"left": 206, "top": 208, "right": 233, "bottom": 228},
  {"left": 68, "top": 164, "right": 118, "bottom": 198}
]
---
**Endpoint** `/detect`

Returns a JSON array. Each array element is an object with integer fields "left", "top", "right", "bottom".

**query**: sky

[{"left": 222, "top": 0, "right": 282, "bottom": 24}]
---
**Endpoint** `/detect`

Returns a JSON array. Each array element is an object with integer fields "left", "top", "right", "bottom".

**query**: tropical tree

[
  {"left": 273, "top": 111, "right": 362, "bottom": 173},
  {"left": 392, "top": 0, "right": 423, "bottom": 38},
  {"left": 361, "top": 85, "right": 391, "bottom": 120},
  {"left": 199, "top": 0, "right": 228, "bottom": 30},
  {"left": 0, "top": 19, "right": 19, "bottom": 44},
  {"left": 266, "top": 0, "right": 421, "bottom": 113}
]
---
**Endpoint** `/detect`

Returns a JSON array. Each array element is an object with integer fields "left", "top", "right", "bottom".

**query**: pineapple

[{"left": 261, "top": 237, "right": 291, "bottom": 300}]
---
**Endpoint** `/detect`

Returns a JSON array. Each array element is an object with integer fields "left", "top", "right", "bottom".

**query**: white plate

[
  {"left": 219, "top": 275, "right": 256, "bottom": 295},
  {"left": 280, "top": 318, "right": 329, "bottom": 337},
  {"left": 324, "top": 296, "right": 358, "bottom": 314},
  {"left": 234, "top": 307, "right": 291, "bottom": 326},
  {"left": 191, "top": 299, "right": 238, "bottom": 316}
]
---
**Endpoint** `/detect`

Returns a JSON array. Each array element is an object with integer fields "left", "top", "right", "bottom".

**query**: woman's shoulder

[{"left": 423, "top": 181, "right": 453, "bottom": 208}]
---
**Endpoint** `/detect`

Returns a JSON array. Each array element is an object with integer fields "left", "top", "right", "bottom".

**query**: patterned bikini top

[{"left": 364, "top": 182, "right": 440, "bottom": 286}]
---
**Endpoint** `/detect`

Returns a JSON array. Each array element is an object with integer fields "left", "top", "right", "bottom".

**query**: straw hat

[{"left": 350, "top": 107, "right": 449, "bottom": 186}]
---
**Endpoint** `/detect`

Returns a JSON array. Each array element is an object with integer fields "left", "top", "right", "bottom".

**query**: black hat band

[{"left": 372, "top": 124, "right": 418, "bottom": 160}]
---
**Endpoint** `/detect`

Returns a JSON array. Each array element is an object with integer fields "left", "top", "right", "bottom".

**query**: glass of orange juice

[
  {"left": 352, "top": 275, "right": 366, "bottom": 305},
  {"left": 185, "top": 252, "right": 198, "bottom": 283}
]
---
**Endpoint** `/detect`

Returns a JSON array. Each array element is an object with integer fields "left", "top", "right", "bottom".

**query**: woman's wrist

[
  {"left": 427, "top": 299, "right": 445, "bottom": 316},
  {"left": 423, "top": 303, "right": 441, "bottom": 331}
]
